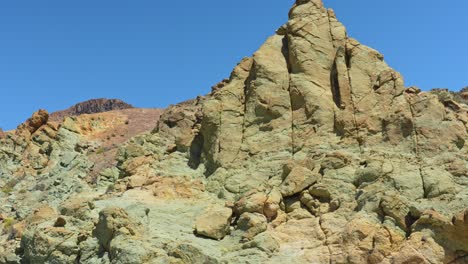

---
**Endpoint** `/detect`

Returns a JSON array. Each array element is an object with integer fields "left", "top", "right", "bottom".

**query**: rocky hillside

[
  {"left": 49, "top": 98, "right": 134, "bottom": 122},
  {"left": 0, "top": 1, "right": 467, "bottom": 263},
  {"left": 429, "top": 87, "right": 468, "bottom": 106}
]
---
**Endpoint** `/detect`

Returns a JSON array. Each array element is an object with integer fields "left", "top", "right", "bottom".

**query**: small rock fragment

[{"left": 53, "top": 216, "right": 67, "bottom": 227}]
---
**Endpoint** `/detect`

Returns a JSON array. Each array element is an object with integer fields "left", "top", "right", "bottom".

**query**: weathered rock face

[
  {"left": 16, "top": 109, "right": 49, "bottom": 136},
  {"left": 49, "top": 98, "right": 134, "bottom": 122},
  {"left": 0, "top": 0, "right": 467, "bottom": 263},
  {"left": 0, "top": 108, "right": 162, "bottom": 263}
]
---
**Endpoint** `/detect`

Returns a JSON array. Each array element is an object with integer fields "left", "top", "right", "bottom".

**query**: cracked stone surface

[{"left": 0, "top": 0, "right": 467, "bottom": 263}]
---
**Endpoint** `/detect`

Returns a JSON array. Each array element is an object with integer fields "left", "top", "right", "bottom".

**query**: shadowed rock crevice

[
  {"left": 330, "top": 59, "right": 342, "bottom": 109},
  {"left": 405, "top": 94, "right": 427, "bottom": 198},
  {"left": 343, "top": 44, "right": 363, "bottom": 150},
  {"left": 188, "top": 132, "right": 204, "bottom": 169},
  {"left": 281, "top": 35, "right": 297, "bottom": 156}
]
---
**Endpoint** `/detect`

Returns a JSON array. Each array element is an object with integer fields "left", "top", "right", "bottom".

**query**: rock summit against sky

[{"left": 0, "top": 0, "right": 467, "bottom": 263}]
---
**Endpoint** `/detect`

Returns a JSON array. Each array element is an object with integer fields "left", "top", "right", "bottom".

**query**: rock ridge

[
  {"left": 0, "top": 0, "right": 466, "bottom": 263},
  {"left": 49, "top": 98, "right": 134, "bottom": 122}
]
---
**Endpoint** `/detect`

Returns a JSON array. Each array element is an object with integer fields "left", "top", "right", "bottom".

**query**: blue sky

[{"left": 1, "top": 1, "right": 467, "bottom": 130}]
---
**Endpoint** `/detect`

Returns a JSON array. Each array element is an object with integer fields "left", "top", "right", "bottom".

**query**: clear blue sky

[{"left": 1, "top": 1, "right": 467, "bottom": 130}]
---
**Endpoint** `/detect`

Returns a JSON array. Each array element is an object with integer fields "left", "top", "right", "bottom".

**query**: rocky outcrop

[
  {"left": 0, "top": 0, "right": 467, "bottom": 263},
  {"left": 49, "top": 98, "right": 134, "bottom": 122},
  {"left": 430, "top": 87, "right": 468, "bottom": 106},
  {"left": 93, "top": 207, "right": 144, "bottom": 253},
  {"left": 0, "top": 108, "right": 162, "bottom": 263},
  {"left": 461, "top": 87, "right": 468, "bottom": 100},
  {"left": 16, "top": 109, "right": 49, "bottom": 136}
]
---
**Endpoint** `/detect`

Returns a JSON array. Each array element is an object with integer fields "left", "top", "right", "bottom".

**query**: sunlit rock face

[{"left": 0, "top": 1, "right": 467, "bottom": 263}]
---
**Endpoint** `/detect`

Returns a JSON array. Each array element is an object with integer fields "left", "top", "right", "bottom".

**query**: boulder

[
  {"left": 194, "top": 206, "right": 232, "bottom": 240},
  {"left": 93, "top": 207, "right": 143, "bottom": 251},
  {"left": 280, "top": 164, "right": 320, "bottom": 197},
  {"left": 237, "top": 212, "right": 268, "bottom": 240}
]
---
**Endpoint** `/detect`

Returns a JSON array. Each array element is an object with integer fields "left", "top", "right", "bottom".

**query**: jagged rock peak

[
  {"left": 49, "top": 98, "right": 134, "bottom": 122},
  {"left": 152, "top": 0, "right": 467, "bottom": 262},
  {"left": 0, "top": 1, "right": 467, "bottom": 264}
]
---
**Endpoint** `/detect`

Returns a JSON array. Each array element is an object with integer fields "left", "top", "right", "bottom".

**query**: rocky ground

[{"left": 0, "top": 0, "right": 467, "bottom": 263}]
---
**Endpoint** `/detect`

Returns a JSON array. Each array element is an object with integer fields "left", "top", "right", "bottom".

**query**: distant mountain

[{"left": 49, "top": 98, "right": 134, "bottom": 122}]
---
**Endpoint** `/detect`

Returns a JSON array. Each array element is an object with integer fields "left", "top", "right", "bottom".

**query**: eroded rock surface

[{"left": 0, "top": 0, "right": 466, "bottom": 263}]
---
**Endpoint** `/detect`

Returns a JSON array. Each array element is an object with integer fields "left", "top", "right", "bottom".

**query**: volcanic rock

[
  {"left": 16, "top": 109, "right": 49, "bottom": 135},
  {"left": 0, "top": 0, "right": 466, "bottom": 263},
  {"left": 49, "top": 98, "right": 134, "bottom": 122},
  {"left": 194, "top": 206, "right": 233, "bottom": 240}
]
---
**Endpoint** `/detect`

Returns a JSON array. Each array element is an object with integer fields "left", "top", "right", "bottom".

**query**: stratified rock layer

[{"left": 0, "top": 1, "right": 467, "bottom": 263}]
